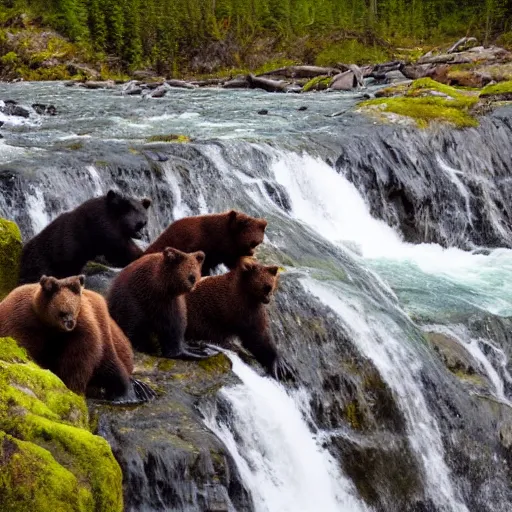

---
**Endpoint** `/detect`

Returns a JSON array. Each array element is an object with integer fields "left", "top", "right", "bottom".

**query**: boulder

[
  {"left": 330, "top": 70, "right": 356, "bottom": 91},
  {"left": 79, "top": 80, "right": 116, "bottom": 90},
  {"left": 1, "top": 101, "right": 30, "bottom": 118},
  {"left": 166, "top": 79, "right": 197, "bottom": 89},
  {"left": 150, "top": 84, "right": 170, "bottom": 98},
  {"left": 0, "top": 337, "right": 123, "bottom": 511},
  {"left": 0, "top": 218, "right": 22, "bottom": 300}
]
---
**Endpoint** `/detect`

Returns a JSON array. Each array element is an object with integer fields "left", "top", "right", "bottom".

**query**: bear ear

[
  {"left": 227, "top": 210, "right": 238, "bottom": 224},
  {"left": 267, "top": 266, "right": 279, "bottom": 276},
  {"left": 194, "top": 251, "right": 205, "bottom": 265},
  {"left": 141, "top": 198, "right": 151, "bottom": 210},
  {"left": 78, "top": 275, "right": 86, "bottom": 287},
  {"left": 106, "top": 190, "right": 122, "bottom": 208},
  {"left": 163, "top": 247, "right": 184, "bottom": 264},
  {"left": 40, "top": 275, "right": 59, "bottom": 295},
  {"left": 258, "top": 219, "right": 268, "bottom": 230}
]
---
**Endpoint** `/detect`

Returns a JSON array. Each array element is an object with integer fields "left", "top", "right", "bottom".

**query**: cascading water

[
  {"left": 203, "top": 353, "right": 369, "bottom": 512},
  {"left": 1, "top": 83, "right": 512, "bottom": 511}
]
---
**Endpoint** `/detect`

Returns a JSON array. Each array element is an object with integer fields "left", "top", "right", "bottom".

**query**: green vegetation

[
  {"left": 146, "top": 134, "right": 191, "bottom": 143},
  {"left": 0, "top": 218, "right": 22, "bottom": 300},
  {"left": 303, "top": 75, "right": 332, "bottom": 92},
  {"left": 360, "top": 78, "right": 480, "bottom": 128},
  {"left": 1, "top": 0, "right": 512, "bottom": 76},
  {"left": 480, "top": 80, "right": 512, "bottom": 97},
  {"left": 0, "top": 337, "right": 123, "bottom": 511}
]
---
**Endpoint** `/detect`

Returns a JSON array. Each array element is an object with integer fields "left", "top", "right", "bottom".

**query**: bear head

[
  {"left": 106, "top": 189, "right": 151, "bottom": 240},
  {"left": 238, "top": 258, "right": 279, "bottom": 304},
  {"left": 161, "top": 247, "right": 205, "bottom": 294},
  {"left": 227, "top": 210, "right": 267, "bottom": 257},
  {"left": 36, "top": 275, "right": 85, "bottom": 331}
]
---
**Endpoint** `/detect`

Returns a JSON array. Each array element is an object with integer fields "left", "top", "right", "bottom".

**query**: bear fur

[
  {"left": 19, "top": 190, "right": 151, "bottom": 285},
  {"left": 107, "top": 247, "right": 211, "bottom": 360},
  {"left": 144, "top": 210, "right": 267, "bottom": 275},
  {"left": 0, "top": 274, "right": 136, "bottom": 399},
  {"left": 185, "top": 258, "right": 291, "bottom": 379}
]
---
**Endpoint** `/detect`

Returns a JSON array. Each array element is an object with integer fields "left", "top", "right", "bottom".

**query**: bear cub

[
  {"left": 144, "top": 210, "right": 267, "bottom": 275},
  {"left": 107, "top": 247, "right": 214, "bottom": 360},
  {"left": 19, "top": 190, "right": 151, "bottom": 284},
  {"left": 185, "top": 258, "right": 292, "bottom": 380},
  {"left": 0, "top": 275, "right": 153, "bottom": 401}
]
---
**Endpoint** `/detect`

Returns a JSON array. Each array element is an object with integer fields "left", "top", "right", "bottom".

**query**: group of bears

[{"left": 0, "top": 190, "right": 289, "bottom": 403}]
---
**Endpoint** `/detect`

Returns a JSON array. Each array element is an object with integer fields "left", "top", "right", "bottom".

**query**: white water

[
  {"left": 204, "top": 353, "right": 369, "bottom": 512},
  {"left": 271, "top": 149, "right": 512, "bottom": 316},
  {"left": 303, "top": 279, "right": 468, "bottom": 512}
]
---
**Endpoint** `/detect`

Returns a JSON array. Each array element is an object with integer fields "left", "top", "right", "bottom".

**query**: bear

[
  {"left": 19, "top": 190, "right": 151, "bottom": 285},
  {"left": 185, "top": 257, "right": 293, "bottom": 380},
  {"left": 107, "top": 246, "right": 214, "bottom": 360},
  {"left": 144, "top": 210, "right": 267, "bottom": 275},
  {"left": 0, "top": 274, "right": 154, "bottom": 401}
]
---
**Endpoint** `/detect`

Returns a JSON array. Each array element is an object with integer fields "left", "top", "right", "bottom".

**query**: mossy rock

[
  {"left": 146, "top": 134, "right": 191, "bottom": 143},
  {"left": 0, "top": 337, "right": 123, "bottom": 512},
  {"left": 303, "top": 75, "right": 332, "bottom": 92},
  {"left": 480, "top": 80, "right": 512, "bottom": 100},
  {"left": 359, "top": 78, "right": 479, "bottom": 128},
  {"left": 0, "top": 218, "right": 22, "bottom": 300}
]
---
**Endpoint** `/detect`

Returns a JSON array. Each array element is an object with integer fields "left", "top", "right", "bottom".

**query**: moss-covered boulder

[
  {"left": 359, "top": 78, "right": 480, "bottom": 128},
  {"left": 0, "top": 218, "right": 22, "bottom": 300},
  {"left": 0, "top": 337, "right": 123, "bottom": 512}
]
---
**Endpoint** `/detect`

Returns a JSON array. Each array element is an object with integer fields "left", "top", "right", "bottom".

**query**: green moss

[
  {"left": 0, "top": 337, "right": 123, "bottom": 512},
  {"left": 158, "top": 359, "right": 177, "bottom": 372},
  {"left": 345, "top": 402, "right": 363, "bottom": 429},
  {"left": 360, "top": 78, "right": 479, "bottom": 128},
  {"left": 198, "top": 353, "right": 232, "bottom": 374},
  {"left": 146, "top": 134, "right": 191, "bottom": 143},
  {"left": 302, "top": 75, "right": 332, "bottom": 92},
  {"left": 0, "top": 218, "right": 22, "bottom": 300},
  {"left": 480, "top": 80, "right": 512, "bottom": 97}
]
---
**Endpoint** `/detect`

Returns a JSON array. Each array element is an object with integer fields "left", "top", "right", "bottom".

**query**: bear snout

[
  {"left": 132, "top": 221, "right": 147, "bottom": 239},
  {"left": 188, "top": 274, "right": 197, "bottom": 286},
  {"left": 64, "top": 319, "right": 76, "bottom": 331},
  {"left": 263, "top": 284, "right": 272, "bottom": 294}
]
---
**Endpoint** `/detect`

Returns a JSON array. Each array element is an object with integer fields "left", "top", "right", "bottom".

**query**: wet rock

[
  {"left": 222, "top": 77, "right": 249, "bottom": 89},
  {"left": 1, "top": 100, "right": 30, "bottom": 118},
  {"left": 257, "top": 109, "right": 268, "bottom": 115},
  {"left": 298, "top": 106, "right": 308, "bottom": 111},
  {"left": 32, "top": 103, "right": 57, "bottom": 115},
  {"left": 385, "top": 70, "right": 407, "bottom": 82},
  {"left": 80, "top": 80, "right": 116, "bottom": 90},
  {"left": 122, "top": 80, "right": 143, "bottom": 95},
  {"left": 90, "top": 352, "right": 253, "bottom": 512},
  {"left": 150, "top": 84, "right": 170, "bottom": 98},
  {"left": 191, "top": 78, "right": 225, "bottom": 87}
]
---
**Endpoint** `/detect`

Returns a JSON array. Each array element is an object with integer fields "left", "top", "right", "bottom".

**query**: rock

[
  {"left": 257, "top": 109, "right": 269, "bottom": 115},
  {"left": 166, "top": 79, "right": 197, "bottom": 89},
  {"left": 499, "top": 421, "right": 512, "bottom": 449},
  {"left": 0, "top": 121, "right": 4, "bottom": 127},
  {"left": 0, "top": 218, "right": 22, "bottom": 299},
  {"left": 132, "top": 70, "right": 160, "bottom": 80},
  {"left": 1, "top": 101, "right": 30, "bottom": 118},
  {"left": 191, "top": 78, "right": 225, "bottom": 87},
  {"left": 385, "top": 70, "right": 407, "bottom": 82},
  {"left": 330, "top": 71, "right": 356, "bottom": 91},
  {"left": 32, "top": 103, "right": 57, "bottom": 116},
  {"left": 303, "top": 75, "right": 331, "bottom": 92},
  {"left": 150, "top": 84, "right": 170, "bottom": 98},
  {"left": 0, "top": 337, "right": 123, "bottom": 511},
  {"left": 284, "top": 84, "right": 302, "bottom": 93},
  {"left": 90, "top": 352, "right": 253, "bottom": 511},
  {"left": 80, "top": 80, "right": 116, "bottom": 90},
  {"left": 122, "top": 81, "right": 143, "bottom": 95},
  {"left": 401, "top": 64, "right": 437, "bottom": 80},
  {"left": 298, "top": 106, "right": 308, "bottom": 111}
]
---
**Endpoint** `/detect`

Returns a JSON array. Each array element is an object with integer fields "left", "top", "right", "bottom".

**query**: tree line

[{"left": 2, "top": 0, "right": 512, "bottom": 73}]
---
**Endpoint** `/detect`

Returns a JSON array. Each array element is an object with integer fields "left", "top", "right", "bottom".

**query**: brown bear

[
  {"left": 0, "top": 274, "right": 153, "bottom": 401},
  {"left": 19, "top": 190, "right": 151, "bottom": 285},
  {"left": 107, "top": 247, "right": 213, "bottom": 360},
  {"left": 185, "top": 258, "right": 292, "bottom": 380},
  {"left": 144, "top": 210, "right": 267, "bottom": 275}
]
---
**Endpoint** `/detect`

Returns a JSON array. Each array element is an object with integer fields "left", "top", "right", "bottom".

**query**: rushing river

[{"left": 1, "top": 82, "right": 512, "bottom": 512}]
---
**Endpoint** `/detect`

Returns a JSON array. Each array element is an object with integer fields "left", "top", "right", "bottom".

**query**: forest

[{"left": 1, "top": 0, "right": 512, "bottom": 75}]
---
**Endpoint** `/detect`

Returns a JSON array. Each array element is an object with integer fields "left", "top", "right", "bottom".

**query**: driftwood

[
  {"left": 247, "top": 74, "right": 289, "bottom": 92},
  {"left": 191, "top": 78, "right": 225, "bottom": 87},
  {"left": 447, "top": 37, "right": 478, "bottom": 54},
  {"left": 222, "top": 77, "right": 249, "bottom": 89},
  {"left": 257, "top": 65, "right": 340, "bottom": 79}
]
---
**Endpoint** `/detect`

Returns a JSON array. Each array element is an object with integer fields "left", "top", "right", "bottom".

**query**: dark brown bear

[
  {"left": 0, "top": 275, "right": 152, "bottom": 401},
  {"left": 144, "top": 210, "right": 267, "bottom": 275},
  {"left": 185, "top": 258, "right": 291, "bottom": 379},
  {"left": 107, "top": 247, "right": 212, "bottom": 360},
  {"left": 19, "top": 190, "right": 151, "bottom": 285}
]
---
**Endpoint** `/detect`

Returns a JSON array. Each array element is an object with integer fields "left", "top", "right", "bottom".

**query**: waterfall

[
  {"left": 2, "top": 83, "right": 512, "bottom": 510},
  {"left": 203, "top": 353, "right": 369, "bottom": 512}
]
